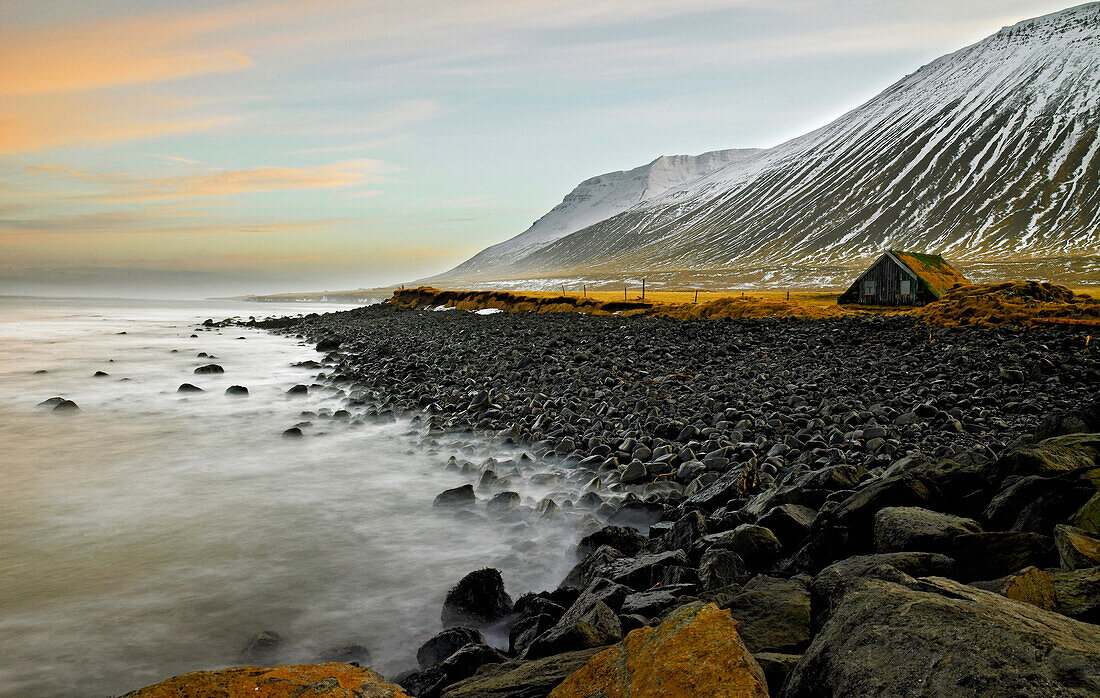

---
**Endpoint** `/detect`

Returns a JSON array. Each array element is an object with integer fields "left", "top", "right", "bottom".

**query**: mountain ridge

[{"left": 427, "top": 2, "right": 1100, "bottom": 288}]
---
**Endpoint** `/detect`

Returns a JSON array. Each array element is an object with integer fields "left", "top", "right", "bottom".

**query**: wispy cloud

[{"left": 26, "top": 160, "right": 392, "bottom": 201}]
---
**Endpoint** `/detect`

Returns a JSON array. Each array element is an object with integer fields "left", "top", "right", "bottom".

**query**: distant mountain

[
  {"left": 431, "top": 149, "right": 761, "bottom": 279},
  {"left": 428, "top": 3, "right": 1100, "bottom": 288}
]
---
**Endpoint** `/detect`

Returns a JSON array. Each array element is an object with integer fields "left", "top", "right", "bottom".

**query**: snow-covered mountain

[
  {"left": 431, "top": 149, "right": 761, "bottom": 278},
  {"left": 429, "top": 3, "right": 1100, "bottom": 288}
]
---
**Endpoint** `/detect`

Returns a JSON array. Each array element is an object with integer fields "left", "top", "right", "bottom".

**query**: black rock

[
  {"left": 287, "top": 384, "right": 309, "bottom": 395},
  {"left": 434, "top": 484, "right": 476, "bottom": 508},
  {"left": 194, "top": 363, "right": 224, "bottom": 374},
  {"left": 576, "top": 525, "right": 647, "bottom": 558},
  {"left": 93, "top": 370, "right": 109, "bottom": 377},
  {"left": 177, "top": 383, "right": 203, "bottom": 392},
  {"left": 240, "top": 630, "right": 283, "bottom": 664},
  {"left": 417, "top": 627, "right": 485, "bottom": 670},
  {"left": 282, "top": 427, "right": 303, "bottom": 438},
  {"left": 225, "top": 385, "right": 249, "bottom": 395},
  {"left": 441, "top": 568, "right": 513, "bottom": 627}
]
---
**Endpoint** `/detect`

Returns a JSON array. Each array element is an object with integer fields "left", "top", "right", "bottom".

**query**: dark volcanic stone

[
  {"left": 434, "top": 484, "right": 476, "bottom": 508},
  {"left": 417, "top": 627, "right": 486, "bottom": 670},
  {"left": 177, "top": 383, "right": 203, "bottom": 392},
  {"left": 225, "top": 385, "right": 249, "bottom": 395},
  {"left": 194, "top": 363, "right": 224, "bottom": 374},
  {"left": 576, "top": 525, "right": 646, "bottom": 558},
  {"left": 441, "top": 568, "right": 513, "bottom": 627}
]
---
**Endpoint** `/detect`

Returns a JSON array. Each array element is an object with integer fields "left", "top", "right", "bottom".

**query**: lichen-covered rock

[
  {"left": 1051, "top": 566, "right": 1100, "bottom": 623},
  {"left": 1072, "top": 492, "right": 1100, "bottom": 534},
  {"left": 122, "top": 663, "right": 409, "bottom": 698},
  {"left": 549, "top": 603, "right": 768, "bottom": 698},
  {"left": 987, "top": 433, "right": 1100, "bottom": 481},
  {"left": 784, "top": 576, "right": 1100, "bottom": 697},
  {"left": 970, "top": 566, "right": 1057, "bottom": 611}
]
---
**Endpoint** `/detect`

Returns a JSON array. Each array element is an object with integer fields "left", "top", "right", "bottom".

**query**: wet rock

[
  {"left": 240, "top": 630, "right": 283, "bottom": 664},
  {"left": 1072, "top": 492, "right": 1100, "bottom": 534},
  {"left": 983, "top": 475, "right": 1094, "bottom": 534},
  {"left": 549, "top": 602, "right": 768, "bottom": 698},
  {"left": 440, "top": 647, "right": 602, "bottom": 698},
  {"left": 194, "top": 363, "right": 224, "bottom": 374},
  {"left": 970, "top": 566, "right": 1057, "bottom": 611},
  {"left": 37, "top": 396, "right": 67, "bottom": 408},
  {"left": 287, "top": 384, "right": 309, "bottom": 395},
  {"left": 177, "top": 383, "right": 203, "bottom": 392},
  {"left": 282, "top": 427, "right": 303, "bottom": 438},
  {"left": 721, "top": 575, "right": 811, "bottom": 654},
  {"left": 509, "top": 613, "right": 557, "bottom": 656},
  {"left": 601, "top": 549, "right": 694, "bottom": 591},
  {"left": 783, "top": 575, "right": 1100, "bottom": 697},
  {"left": 316, "top": 337, "right": 341, "bottom": 352},
  {"left": 486, "top": 491, "right": 520, "bottom": 513},
  {"left": 576, "top": 525, "right": 646, "bottom": 558},
  {"left": 872, "top": 506, "right": 982, "bottom": 554},
  {"left": 225, "top": 385, "right": 249, "bottom": 396},
  {"left": 122, "top": 663, "right": 408, "bottom": 697},
  {"left": 561, "top": 545, "right": 624, "bottom": 590},
  {"left": 53, "top": 398, "right": 79, "bottom": 411},
  {"left": 441, "top": 568, "right": 513, "bottom": 627},
  {"left": 417, "top": 627, "right": 485, "bottom": 670},
  {"left": 404, "top": 643, "right": 508, "bottom": 697},
  {"left": 1055, "top": 524, "right": 1100, "bottom": 570},
  {"left": 523, "top": 578, "right": 631, "bottom": 659},
  {"left": 698, "top": 548, "right": 748, "bottom": 591},
  {"left": 434, "top": 484, "right": 475, "bottom": 508},
  {"left": 93, "top": 370, "right": 109, "bottom": 377}
]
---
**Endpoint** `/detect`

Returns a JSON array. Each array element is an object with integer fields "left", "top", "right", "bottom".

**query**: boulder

[
  {"left": 783, "top": 575, "right": 1100, "bottom": 697},
  {"left": 523, "top": 578, "right": 630, "bottom": 659},
  {"left": 947, "top": 531, "right": 1056, "bottom": 581},
  {"left": 316, "top": 337, "right": 341, "bottom": 352},
  {"left": 53, "top": 398, "right": 79, "bottom": 411},
  {"left": 122, "top": 664, "right": 409, "bottom": 698},
  {"left": 487, "top": 491, "right": 520, "bottom": 513},
  {"left": 1035, "top": 401, "right": 1100, "bottom": 439},
  {"left": 287, "top": 384, "right": 309, "bottom": 395},
  {"left": 728, "top": 524, "right": 783, "bottom": 568},
  {"left": 698, "top": 548, "right": 748, "bottom": 591},
  {"left": 872, "top": 506, "right": 981, "bottom": 554},
  {"left": 282, "top": 427, "right": 303, "bottom": 438},
  {"left": 1051, "top": 566, "right": 1100, "bottom": 624},
  {"left": 661, "top": 510, "right": 707, "bottom": 553},
  {"left": 987, "top": 433, "right": 1100, "bottom": 481},
  {"left": 576, "top": 525, "right": 646, "bottom": 558},
  {"left": 441, "top": 648, "right": 602, "bottom": 698},
  {"left": 177, "top": 383, "right": 203, "bottom": 392},
  {"left": 548, "top": 603, "right": 768, "bottom": 698},
  {"left": 620, "top": 586, "right": 695, "bottom": 618},
  {"left": 757, "top": 504, "right": 816, "bottom": 548},
  {"left": 560, "top": 545, "right": 625, "bottom": 590},
  {"left": 721, "top": 575, "right": 811, "bottom": 654},
  {"left": 225, "top": 385, "right": 249, "bottom": 395},
  {"left": 970, "top": 566, "right": 1057, "bottom": 611},
  {"left": 441, "top": 568, "right": 513, "bottom": 627},
  {"left": 417, "top": 627, "right": 485, "bottom": 670},
  {"left": 509, "top": 613, "right": 557, "bottom": 656},
  {"left": 434, "top": 485, "right": 476, "bottom": 508},
  {"left": 194, "top": 363, "right": 224, "bottom": 374},
  {"left": 810, "top": 552, "right": 957, "bottom": 629},
  {"left": 1055, "top": 524, "right": 1100, "bottom": 570},
  {"left": 602, "top": 549, "right": 694, "bottom": 591},
  {"left": 983, "top": 475, "right": 1094, "bottom": 534}
]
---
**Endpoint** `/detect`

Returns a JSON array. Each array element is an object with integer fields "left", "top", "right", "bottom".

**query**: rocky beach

[{"left": 134, "top": 300, "right": 1100, "bottom": 697}]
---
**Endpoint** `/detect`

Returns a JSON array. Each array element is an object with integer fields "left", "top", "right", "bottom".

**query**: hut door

[{"left": 900, "top": 279, "right": 911, "bottom": 297}]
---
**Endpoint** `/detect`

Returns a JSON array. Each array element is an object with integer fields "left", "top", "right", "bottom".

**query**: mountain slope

[
  {"left": 434, "top": 3, "right": 1100, "bottom": 287},
  {"left": 428, "top": 149, "right": 761, "bottom": 278}
]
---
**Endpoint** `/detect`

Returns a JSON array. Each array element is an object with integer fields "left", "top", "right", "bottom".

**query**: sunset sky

[{"left": 0, "top": 0, "right": 1077, "bottom": 296}]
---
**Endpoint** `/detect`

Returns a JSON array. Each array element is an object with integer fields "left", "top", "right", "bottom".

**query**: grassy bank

[{"left": 390, "top": 282, "right": 1100, "bottom": 328}]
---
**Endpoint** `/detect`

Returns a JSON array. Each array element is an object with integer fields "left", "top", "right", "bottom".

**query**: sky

[{"left": 0, "top": 0, "right": 1080, "bottom": 297}]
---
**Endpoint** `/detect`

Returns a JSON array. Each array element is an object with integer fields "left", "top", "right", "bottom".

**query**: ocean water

[{"left": 0, "top": 297, "right": 581, "bottom": 697}]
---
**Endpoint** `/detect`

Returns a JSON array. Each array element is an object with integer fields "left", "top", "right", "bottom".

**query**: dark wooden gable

[{"left": 838, "top": 252, "right": 935, "bottom": 306}]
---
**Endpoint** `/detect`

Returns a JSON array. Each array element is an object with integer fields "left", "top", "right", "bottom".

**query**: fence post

[
  {"left": 624, "top": 286, "right": 627, "bottom": 301},
  {"left": 694, "top": 289, "right": 699, "bottom": 304},
  {"left": 642, "top": 278, "right": 646, "bottom": 300},
  {"left": 786, "top": 290, "right": 790, "bottom": 301},
  {"left": 561, "top": 284, "right": 566, "bottom": 296}
]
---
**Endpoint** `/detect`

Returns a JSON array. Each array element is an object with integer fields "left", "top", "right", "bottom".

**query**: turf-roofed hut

[{"left": 838, "top": 251, "right": 968, "bottom": 306}]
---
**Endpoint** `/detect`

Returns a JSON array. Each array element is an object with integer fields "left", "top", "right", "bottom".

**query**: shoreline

[{"left": 190, "top": 302, "right": 1100, "bottom": 697}]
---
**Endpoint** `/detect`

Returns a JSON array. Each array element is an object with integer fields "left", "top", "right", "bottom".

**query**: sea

[{"left": 0, "top": 296, "right": 581, "bottom": 697}]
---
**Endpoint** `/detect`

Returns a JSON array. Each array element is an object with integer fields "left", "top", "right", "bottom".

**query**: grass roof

[{"left": 891, "top": 251, "right": 968, "bottom": 297}]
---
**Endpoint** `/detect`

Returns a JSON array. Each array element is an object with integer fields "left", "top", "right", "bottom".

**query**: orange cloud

[
  {"left": 26, "top": 160, "right": 391, "bottom": 201},
  {"left": 0, "top": 93, "right": 231, "bottom": 154}
]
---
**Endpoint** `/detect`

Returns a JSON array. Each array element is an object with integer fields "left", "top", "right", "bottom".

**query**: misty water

[{"left": 0, "top": 297, "right": 583, "bottom": 697}]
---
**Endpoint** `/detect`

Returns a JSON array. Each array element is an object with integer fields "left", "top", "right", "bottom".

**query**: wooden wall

[{"left": 838, "top": 255, "right": 930, "bottom": 306}]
